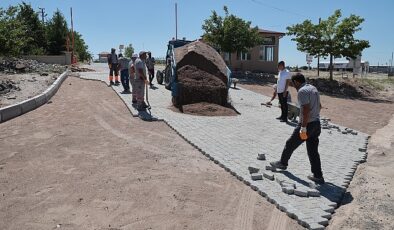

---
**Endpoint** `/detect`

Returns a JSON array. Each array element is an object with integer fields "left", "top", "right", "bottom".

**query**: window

[
  {"left": 261, "top": 36, "right": 276, "bottom": 45},
  {"left": 237, "top": 51, "right": 251, "bottom": 61},
  {"left": 260, "top": 46, "right": 275, "bottom": 62}
]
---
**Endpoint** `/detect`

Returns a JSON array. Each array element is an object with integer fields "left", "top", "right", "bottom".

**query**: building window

[
  {"left": 237, "top": 51, "right": 251, "bottom": 61},
  {"left": 261, "top": 36, "right": 276, "bottom": 45},
  {"left": 260, "top": 46, "right": 275, "bottom": 62}
]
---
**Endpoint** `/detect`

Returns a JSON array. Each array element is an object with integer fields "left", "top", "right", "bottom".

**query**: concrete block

[
  {"left": 259, "top": 190, "right": 267, "bottom": 197},
  {"left": 33, "top": 94, "right": 48, "bottom": 107},
  {"left": 265, "top": 165, "right": 276, "bottom": 172},
  {"left": 323, "top": 206, "right": 335, "bottom": 213},
  {"left": 257, "top": 153, "right": 266, "bottom": 160},
  {"left": 251, "top": 173, "right": 263, "bottom": 181},
  {"left": 358, "top": 148, "right": 367, "bottom": 152},
  {"left": 263, "top": 172, "right": 274, "bottom": 180},
  {"left": 282, "top": 186, "right": 294, "bottom": 195},
  {"left": 19, "top": 99, "right": 37, "bottom": 113},
  {"left": 309, "top": 223, "right": 325, "bottom": 230},
  {"left": 282, "top": 181, "right": 296, "bottom": 189},
  {"left": 307, "top": 189, "right": 320, "bottom": 197},
  {"left": 0, "top": 104, "right": 22, "bottom": 122},
  {"left": 248, "top": 166, "right": 260, "bottom": 173},
  {"left": 294, "top": 188, "right": 308, "bottom": 197}
]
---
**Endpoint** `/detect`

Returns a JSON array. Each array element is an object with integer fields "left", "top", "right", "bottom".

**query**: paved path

[{"left": 79, "top": 64, "right": 369, "bottom": 230}]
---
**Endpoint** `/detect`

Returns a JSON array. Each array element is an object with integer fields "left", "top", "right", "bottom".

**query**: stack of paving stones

[{"left": 79, "top": 66, "right": 370, "bottom": 230}]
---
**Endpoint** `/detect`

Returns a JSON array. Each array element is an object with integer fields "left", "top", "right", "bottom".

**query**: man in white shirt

[{"left": 276, "top": 61, "right": 291, "bottom": 122}]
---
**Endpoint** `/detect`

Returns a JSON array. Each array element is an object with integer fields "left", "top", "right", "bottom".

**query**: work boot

[
  {"left": 270, "top": 161, "right": 287, "bottom": 170},
  {"left": 280, "top": 118, "right": 288, "bottom": 122},
  {"left": 276, "top": 116, "right": 282, "bottom": 120},
  {"left": 115, "top": 81, "right": 120, "bottom": 85},
  {"left": 110, "top": 81, "right": 115, "bottom": 86},
  {"left": 307, "top": 175, "right": 325, "bottom": 184}
]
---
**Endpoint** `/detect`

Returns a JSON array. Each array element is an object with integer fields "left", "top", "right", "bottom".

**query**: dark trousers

[
  {"left": 120, "top": 69, "right": 130, "bottom": 91},
  {"left": 280, "top": 121, "right": 323, "bottom": 178},
  {"left": 278, "top": 93, "right": 288, "bottom": 120},
  {"left": 109, "top": 64, "right": 119, "bottom": 77},
  {"left": 148, "top": 68, "right": 155, "bottom": 84}
]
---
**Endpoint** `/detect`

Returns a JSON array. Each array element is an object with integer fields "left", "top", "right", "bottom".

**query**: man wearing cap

[
  {"left": 107, "top": 48, "right": 120, "bottom": 86},
  {"left": 134, "top": 51, "right": 149, "bottom": 110},
  {"left": 129, "top": 54, "right": 139, "bottom": 103}
]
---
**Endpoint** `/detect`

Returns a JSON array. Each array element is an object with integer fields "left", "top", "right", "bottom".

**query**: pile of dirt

[
  {"left": 0, "top": 58, "right": 66, "bottom": 74},
  {"left": 0, "top": 80, "right": 20, "bottom": 94},
  {"left": 175, "top": 41, "right": 228, "bottom": 85},
  {"left": 308, "top": 78, "right": 375, "bottom": 98},
  {"left": 70, "top": 65, "right": 95, "bottom": 72},
  {"left": 177, "top": 65, "right": 228, "bottom": 106},
  {"left": 182, "top": 102, "right": 238, "bottom": 116}
]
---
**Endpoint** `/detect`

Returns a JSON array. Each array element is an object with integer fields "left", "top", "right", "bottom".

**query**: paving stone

[
  {"left": 265, "top": 165, "right": 276, "bottom": 172},
  {"left": 248, "top": 166, "right": 260, "bottom": 173},
  {"left": 309, "top": 223, "right": 325, "bottom": 230},
  {"left": 282, "top": 186, "right": 294, "bottom": 195},
  {"left": 307, "top": 189, "right": 320, "bottom": 197},
  {"left": 263, "top": 172, "right": 275, "bottom": 180},
  {"left": 257, "top": 153, "right": 266, "bottom": 160},
  {"left": 294, "top": 188, "right": 308, "bottom": 197},
  {"left": 251, "top": 173, "right": 263, "bottom": 181}
]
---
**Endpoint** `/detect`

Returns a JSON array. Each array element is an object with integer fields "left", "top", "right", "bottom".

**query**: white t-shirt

[{"left": 276, "top": 69, "right": 290, "bottom": 93}]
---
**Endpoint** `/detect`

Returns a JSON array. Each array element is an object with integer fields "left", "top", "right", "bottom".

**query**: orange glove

[{"left": 300, "top": 127, "right": 308, "bottom": 140}]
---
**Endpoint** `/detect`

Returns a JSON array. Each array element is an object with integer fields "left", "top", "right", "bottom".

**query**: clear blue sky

[{"left": 1, "top": 0, "right": 393, "bottom": 66}]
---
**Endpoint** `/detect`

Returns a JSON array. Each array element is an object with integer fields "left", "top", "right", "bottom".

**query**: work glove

[
  {"left": 299, "top": 127, "right": 308, "bottom": 140},
  {"left": 108, "top": 64, "right": 112, "bottom": 69}
]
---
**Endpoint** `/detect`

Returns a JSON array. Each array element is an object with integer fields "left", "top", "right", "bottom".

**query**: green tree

[
  {"left": 71, "top": 31, "right": 92, "bottom": 62},
  {"left": 202, "top": 6, "right": 262, "bottom": 66},
  {"left": 46, "top": 9, "right": 68, "bottom": 55},
  {"left": 287, "top": 9, "right": 370, "bottom": 80},
  {"left": 124, "top": 43, "right": 134, "bottom": 59},
  {"left": 0, "top": 6, "right": 31, "bottom": 56},
  {"left": 17, "top": 2, "right": 47, "bottom": 54}
]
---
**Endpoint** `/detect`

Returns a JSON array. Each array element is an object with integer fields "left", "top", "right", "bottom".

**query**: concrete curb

[{"left": 0, "top": 70, "right": 70, "bottom": 123}]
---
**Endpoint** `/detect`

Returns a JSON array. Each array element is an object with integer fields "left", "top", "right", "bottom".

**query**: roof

[
  {"left": 99, "top": 52, "right": 110, "bottom": 55},
  {"left": 258, "top": 28, "right": 285, "bottom": 36}
]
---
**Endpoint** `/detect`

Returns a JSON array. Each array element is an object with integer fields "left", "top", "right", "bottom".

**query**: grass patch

[{"left": 358, "top": 78, "right": 394, "bottom": 91}]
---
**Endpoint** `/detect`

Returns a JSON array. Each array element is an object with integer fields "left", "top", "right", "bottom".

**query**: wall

[
  {"left": 228, "top": 33, "right": 280, "bottom": 74},
  {"left": 22, "top": 52, "right": 71, "bottom": 65}
]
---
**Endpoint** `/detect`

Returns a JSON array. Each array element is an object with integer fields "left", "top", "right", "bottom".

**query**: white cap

[{"left": 132, "top": 53, "right": 138, "bottom": 58}]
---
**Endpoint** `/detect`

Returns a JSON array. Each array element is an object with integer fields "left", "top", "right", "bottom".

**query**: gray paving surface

[{"left": 79, "top": 64, "right": 369, "bottom": 229}]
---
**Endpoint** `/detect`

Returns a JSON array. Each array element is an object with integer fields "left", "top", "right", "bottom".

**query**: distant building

[
  {"left": 319, "top": 60, "right": 369, "bottom": 72},
  {"left": 223, "top": 28, "right": 285, "bottom": 74},
  {"left": 98, "top": 52, "right": 110, "bottom": 63}
]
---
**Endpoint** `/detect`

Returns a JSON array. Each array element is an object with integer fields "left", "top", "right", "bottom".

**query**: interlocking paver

[{"left": 79, "top": 66, "right": 370, "bottom": 229}]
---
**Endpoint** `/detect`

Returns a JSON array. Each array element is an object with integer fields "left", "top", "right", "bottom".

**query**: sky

[{"left": 1, "top": 0, "right": 393, "bottom": 67}]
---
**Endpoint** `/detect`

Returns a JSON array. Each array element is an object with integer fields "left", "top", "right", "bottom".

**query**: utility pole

[
  {"left": 175, "top": 2, "right": 178, "bottom": 40},
  {"left": 317, "top": 17, "right": 321, "bottom": 77},
  {"left": 390, "top": 52, "right": 393, "bottom": 76},
  {"left": 70, "top": 7, "right": 75, "bottom": 64},
  {"left": 38, "top": 7, "right": 46, "bottom": 23}
]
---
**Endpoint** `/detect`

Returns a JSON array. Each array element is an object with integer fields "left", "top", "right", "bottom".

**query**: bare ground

[
  {"left": 0, "top": 73, "right": 57, "bottom": 108},
  {"left": 0, "top": 77, "right": 303, "bottom": 230},
  {"left": 241, "top": 83, "right": 394, "bottom": 229}
]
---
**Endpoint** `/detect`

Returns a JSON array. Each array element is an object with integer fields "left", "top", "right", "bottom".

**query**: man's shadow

[{"left": 279, "top": 171, "right": 353, "bottom": 205}]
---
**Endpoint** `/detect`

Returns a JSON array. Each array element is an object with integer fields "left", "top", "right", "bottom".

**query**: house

[
  {"left": 224, "top": 29, "right": 285, "bottom": 73},
  {"left": 98, "top": 52, "right": 110, "bottom": 63}
]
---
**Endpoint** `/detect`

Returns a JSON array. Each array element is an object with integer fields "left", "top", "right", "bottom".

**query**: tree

[
  {"left": 124, "top": 43, "right": 134, "bottom": 59},
  {"left": 46, "top": 9, "right": 68, "bottom": 55},
  {"left": 71, "top": 31, "right": 92, "bottom": 62},
  {"left": 0, "top": 6, "right": 31, "bottom": 56},
  {"left": 202, "top": 6, "right": 262, "bottom": 66},
  {"left": 287, "top": 9, "right": 370, "bottom": 80},
  {"left": 17, "top": 2, "right": 47, "bottom": 54}
]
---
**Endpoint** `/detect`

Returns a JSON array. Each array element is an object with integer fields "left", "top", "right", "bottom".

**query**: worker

[
  {"left": 146, "top": 52, "right": 156, "bottom": 87},
  {"left": 107, "top": 48, "right": 120, "bottom": 86},
  {"left": 129, "top": 53, "right": 139, "bottom": 103},
  {"left": 270, "top": 73, "right": 325, "bottom": 184},
  {"left": 276, "top": 61, "right": 291, "bottom": 122},
  {"left": 266, "top": 84, "right": 292, "bottom": 106},
  {"left": 134, "top": 51, "right": 149, "bottom": 110},
  {"left": 118, "top": 53, "right": 131, "bottom": 94}
]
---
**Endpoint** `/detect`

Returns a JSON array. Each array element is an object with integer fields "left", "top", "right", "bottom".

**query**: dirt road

[{"left": 0, "top": 77, "right": 303, "bottom": 230}]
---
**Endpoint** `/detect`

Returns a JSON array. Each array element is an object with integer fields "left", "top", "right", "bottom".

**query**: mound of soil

[
  {"left": 308, "top": 78, "right": 375, "bottom": 98},
  {"left": 175, "top": 41, "right": 228, "bottom": 85},
  {"left": 182, "top": 102, "right": 238, "bottom": 116},
  {"left": 177, "top": 65, "right": 227, "bottom": 106}
]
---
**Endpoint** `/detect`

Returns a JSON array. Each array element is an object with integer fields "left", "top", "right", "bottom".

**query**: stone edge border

[
  {"left": 0, "top": 70, "right": 70, "bottom": 123},
  {"left": 76, "top": 75, "right": 370, "bottom": 230}
]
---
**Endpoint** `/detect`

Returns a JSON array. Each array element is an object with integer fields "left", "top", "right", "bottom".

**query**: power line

[{"left": 250, "top": 0, "right": 308, "bottom": 19}]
